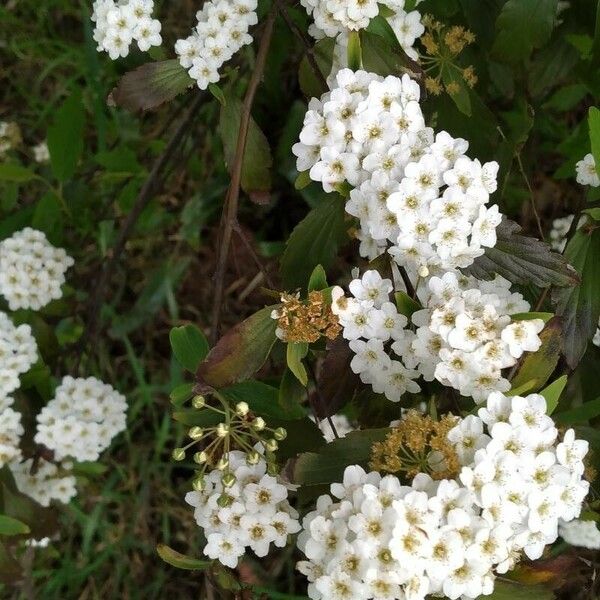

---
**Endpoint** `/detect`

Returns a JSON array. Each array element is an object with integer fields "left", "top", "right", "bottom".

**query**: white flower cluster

[
  {"left": 559, "top": 518, "right": 600, "bottom": 550},
  {"left": 297, "top": 392, "right": 589, "bottom": 600},
  {"left": 576, "top": 153, "right": 600, "bottom": 188},
  {"left": 332, "top": 270, "right": 544, "bottom": 403},
  {"left": 35, "top": 376, "right": 127, "bottom": 462},
  {"left": 33, "top": 141, "right": 50, "bottom": 164},
  {"left": 175, "top": 0, "right": 257, "bottom": 90},
  {"left": 0, "top": 397, "right": 24, "bottom": 468},
  {"left": 185, "top": 450, "right": 300, "bottom": 568},
  {"left": 10, "top": 458, "right": 77, "bottom": 507},
  {"left": 92, "top": 0, "right": 162, "bottom": 59},
  {"left": 0, "top": 228, "right": 74, "bottom": 311},
  {"left": 548, "top": 214, "right": 600, "bottom": 347},
  {"left": 293, "top": 70, "right": 501, "bottom": 275},
  {"left": 300, "top": 1, "right": 423, "bottom": 60}
]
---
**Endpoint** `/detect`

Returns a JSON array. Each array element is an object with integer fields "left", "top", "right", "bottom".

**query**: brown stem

[
  {"left": 279, "top": 1, "right": 328, "bottom": 90},
  {"left": 210, "top": 5, "right": 279, "bottom": 344},
  {"left": 78, "top": 92, "right": 205, "bottom": 357}
]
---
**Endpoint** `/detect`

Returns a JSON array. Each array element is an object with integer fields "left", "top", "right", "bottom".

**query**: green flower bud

[
  {"left": 172, "top": 448, "right": 186, "bottom": 461},
  {"left": 252, "top": 417, "right": 266, "bottom": 431},
  {"left": 221, "top": 472, "right": 237, "bottom": 488},
  {"left": 216, "top": 457, "right": 229, "bottom": 471},
  {"left": 235, "top": 401, "right": 249, "bottom": 417},
  {"left": 246, "top": 450, "right": 261, "bottom": 466},
  {"left": 192, "top": 395, "right": 206, "bottom": 409},
  {"left": 193, "top": 451, "right": 208, "bottom": 464},
  {"left": 216, "top": 423, "right": 229, "bottom": 438},
  {"left": 192, "top": 476, "right": 205, "bottom": 491},
  {"left": 189, "top": 426, "right": 204, "bottom": 440},
  {"left": 217, "top": 493, "right": 233, "bottom": 508},
  {"left": 264, "top": 438, "right": 278, "bottom": 452},
  {"left": 274, "top": 427, "right": 287, "bottom": 441}
]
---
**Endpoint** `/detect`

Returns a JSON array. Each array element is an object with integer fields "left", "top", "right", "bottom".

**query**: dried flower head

[
  {"left": 370, "top": 410, "right": 460, "bottom": 480},
  {"left": 272, "top": 290, "right": 341, "bottom": 344}
]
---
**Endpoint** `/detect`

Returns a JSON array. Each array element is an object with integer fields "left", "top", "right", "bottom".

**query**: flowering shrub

[{"left": 2, "top": 0, "right": 600, "bottom": 598}]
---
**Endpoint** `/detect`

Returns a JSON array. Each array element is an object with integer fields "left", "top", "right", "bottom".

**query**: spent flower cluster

[
  {"left": 92, "top": 0, "right": 162, "bottom": 59},
  {"left": 297, "top": 392, "right": 590, "bottom": 600},
  {"left": 186, "top": 450, "right": 300, "bottom": 568},
  {"left": 175, "top": 0, "right": 257, "bottom": 90},
  {"left": 331, "top": 270, "right": 543, "bottom": 403},
  {"left": 293, "top": 70, "right": 501, "bottom": 275},
  {"left": 0, "top": 228, "right": 74, "bottom": 311}
]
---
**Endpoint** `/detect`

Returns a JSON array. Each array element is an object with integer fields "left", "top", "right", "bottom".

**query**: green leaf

[
  {"left": 492, "top": 0, "right": 559, "bottom": 63},
  {"left": 32, "top": 192, "right": 63, "bottom": 244},
  {"left": 308, "top": 265, "right": 328, "bottom": 292},
  {"left": 208, "top": 83, "right": 226, "bottom": 106},
  {"left": 287, "top": 342, "right": 309, "bottom": 386},
  {"left": 47, "top": 91, "right": 85, "bottom": 182},
  {"left": 463, "top": 218, "right": 580, "bottom": 288},
  {"left": 220, "top": 380, "right": 301, "bottom": 420},
  {"left": 295, "top": 170, "right": 312, "bottom": 190},
  {"left": 347, "top": 31, "right": 362, "bottom": 70},
  {"left": 197, "top": 306, "right": 278, "bottom": 390},
  {"left": 0, "top": 164, "right": 37, "bottom": 183},
  {"left": 442, "top": 66, "right": 472, "bottom": 117},
  {"left": 589, "top": 106, "right": 600, "bottom": 174},
  {"left": 361, "top": 29, "right": 422, "bottom": 80},
  {"left": 583, "top": 207, "right": 600, "bottom": 221},
  {"left": 0, "top": 515, "right": 30, "bottom": 536},
  {"left": 109, "top": 60, "right": 194, "bottom": 112},
  {"left": 541, "top": 375, "right": 568, "bottom": 415},
  {"left": 553, "top": 223, "right": 600, "bottom": 368},
  {"left": 366, "top": 14, "right": 401, "bottom": 50},
  {"left": 555, "top": 397, "right": 600, "bottom": 425},
  {"left": 169, "top": 324, "right": 210, "bottom": 373},
  {"left": 170, "top": 382, "right": 195, "bottom": 407},
  {"left": 298, "top": 37, "right": 335, "bottom": 99},
  {"left": 292, "top": 429, "right": 390, "bottom": 487},
  {"left": 394, "top": 291, "right": 422, "bottom": 319},
  {"left": 511, "top": 312, "right": 554, "bottom": 323},
  {"left": 156, "top": 544, "right": 211, "bottom": 571},
  {"left": 486, "top": 580, "right": 553, "bottom": 600},
  {"left": 279, "top": 369, "right": 308, "bottom": 419},
  {"left": 219, "top": 95, "right": 272, "bottom": 199},
  {"left": 511, "top": 317, "right": 562, "bottom": 392},
  {"left": 281, "top": 195, "right": 348, "bottom": 290}
]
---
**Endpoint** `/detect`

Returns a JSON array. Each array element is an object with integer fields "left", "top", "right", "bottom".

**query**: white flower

[
  {"left": 559, "top": 519, "right": 600, "bottom": 549},
  {"left": 33, "top": 141, "right": 50, "bottom": 163},
  {"left": 575, "top": 153, "right": 600, "bottom": 187},
  {"left": 501, "top": 320, "right": 544, "bottom": 358}
]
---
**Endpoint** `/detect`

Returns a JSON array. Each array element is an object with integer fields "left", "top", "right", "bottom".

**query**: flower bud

[
  {"left": 188, "top": 426, "right": 204, "bottom": 440},
  {"left": 273, "top": 427, "right": 287, "bottom": 441},
  {"left": 267, "top": 462, "right": 279, "bottom": 476},
  {"left": 264, "top": 438, "right": 278, "bottom": 452},
  {"left": 246, "top": 450, "right": 261, "bottom": 466},
  {"left": 235, "top": 401, "right": 249, "bottom": 417},
  {"left": 172, "top": 448, "right": 186, "bottom": 461},
  {"left": 418, "top": 265, "right": 430, "bottom": 278},
  {"left": 252, "top": 417, "right": 266, "bottom": 431},
  {"left": 216, "top": 457, "right": 229, "bottom": 471},
  {"left": 216, "top": 423, "right": 229, "bottom": 438},
  {"left": 192, "top": 395, "right": 206, "bottom": 409},
  {"left": 192, "top": 476, "right": 205, "bottom": 491},
  {"left": 221, "top": 472, "right": 237, "bottom": 488},
  {"left": 193, "top": 451, "right": 208, "bottom": 464},
  {"left": 217, "top": 493, "right": 233, "bottom": 508}
]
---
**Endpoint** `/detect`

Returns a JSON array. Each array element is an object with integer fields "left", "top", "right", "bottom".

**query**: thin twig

[
  {"left": 516, "top": 153, "right": 545, "bottom": 241},
  {"left": 210, "top": 4, "right": 279, "bottom": 344},
  {"left": 398, "top": 266, "right": 416, "bottom": 299},
  {"left": 78, "top": 92, "right": 205, "bottom": 356},
  {"left": 279, "top": 1, "right": 328, "bottom": 90},
  {"left": 233, "top": 224, "right": 275, "bottom": 288}
]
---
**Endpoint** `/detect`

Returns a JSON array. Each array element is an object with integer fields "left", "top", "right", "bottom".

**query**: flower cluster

[
  {"left": 576, "top": 153, "right": 600, "bottom": 187},
  {"left": 0, "top": 397, "right": 24, "bottom": 468},
  {"left": 301, "top": 1, "right": 423, "bottom": 65},
  {"left": 92, "top": 0, "right": 162, "bottom": 60},
  {"left": 559, "top": 518, "right": 600, "bottom": 550},
  {"left": 185, "top": 450, "right": 300, "bottom": 568},
  {"left": 35, "top": 376, "right": 128, "bottom": 462},
  {"left": 272, "top": 290, "right": 341, "bottom": 343},
  {"left": 332, "top": 269, "right": 543, "bottom": 403},
  {"left": 0, "top": 311, "right": 38, "bottom": 400},
  {"left": 0, "top": 228, "right": 74, "bottom": 311},
  {"left": 293, "top": 69, "right": 501, "bottom": 275},
  {"left": 297, "top": 392, "right": 590, "bottom": 600},
  {"left": 175, "top": 0, "right": 257, "bottom": 90},
  {"left": 10, "top": 458, "right": 77, "bottom": 507},
  {"left": 33, "top": 141, "right": 50, "bottom": 164}
]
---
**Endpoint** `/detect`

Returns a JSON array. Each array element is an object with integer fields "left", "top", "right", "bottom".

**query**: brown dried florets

[
  {"left": 370, "top": 410, "right": 460, "bottom": 481},
  {"left": 273, "top": 290, "right": 341, "bottom": 344}
]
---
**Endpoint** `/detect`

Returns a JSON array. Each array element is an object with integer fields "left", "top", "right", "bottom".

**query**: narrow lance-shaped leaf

[
  {"left": 156, "top": 544, "right": 211, "bottom": 571},
  {"left": 109, "top": 60, "right": 194, "bottom": 112},
  {"left": 196, "top": 306, "right": 278, "bottom": 390},
  {"left": 553, "top": 221, "right": 600, "bottom": 368},
  {"left": 463, "top": 218, "right": 580, "bottom": 288}
]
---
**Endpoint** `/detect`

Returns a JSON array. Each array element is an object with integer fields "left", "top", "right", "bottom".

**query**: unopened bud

[
  {"left": 418, "top": 265, "right": 430, "bottom": 278},
  {"left": 172, "top": 448, "right": 186, "bottom": 461},
  {"left": 192, "top": 476, "right": 205, "bottom": 491},
  {"left": 192, "top": 395, "right": 206, "bottom": 409},
  {"left": 216, "top": 457, "right": 229, "bottom": 471},
  {"left": 216, "top": 422, "right": 229, "bottom": 438},
  {"left": 217, "top": 493, "right": 233, "bottom": 508},
  {"left": 193, "top": 451, "right": 208, "bottom": 464},
  {"left": 264, "top": 438, "right": 278, "bottom": 452},
  {"left": 252, "top": 417, "right": 266, "bottom": 431},
  {"left": 274, "top": 427, "right": 287, "bottom": 441},
  {"left": 246, "top": 450, "right": 261, "bottom": 466},
  {"left": 267, "top": 462, "right": 279, "bottom": 476},
  {"left": 221, "top": 472, "right": 237, "bottom": 488},
  {"left": 189, "top": 426, "right": 204, "bottom": 440},
  {"left": 235, "top": 401, "right": 249, "bottom": 417}
]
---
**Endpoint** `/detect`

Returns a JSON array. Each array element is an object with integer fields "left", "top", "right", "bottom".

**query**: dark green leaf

[
  {"left": 298, "top": 38, "right": 335, "bottom": 99},
  {"left": 0, "top": 164, "right": 37, "bottom": 183},
  {"left": 279, "top": 369, "right": 308, "bottom": 419},
  {"left": 394, "top": 291, "right": 422, "bottom": 319},
  {"left": 32, "top": 192, "right": 63, "bottom": 244},
  {"left": 219, "top": 95, "right": 272, "bottom": 198},
  {"left": 555, "top": 397, "right": 600, "bottom": 425},
  {"left": 109, "top": 60, "right": 194, "bottom": 112},
  {"left": 463, "top": 218, "right": 580, "bottom": 288},
  {"left": 170, "top": 324, "right": 210, "bottom": 373},
  {"left": 553, "top": 223, "right": 600, "bottom": 368},
  {"left": 220, "top": 380, "right": 301, "bottom": 420},
  {"left": 361, "top": 30, "right": 423, "bottom": 82},
  {"left": 0, "top": 515, "right": 30, "bottom": 536},
  {"left": 170, "top": 382, "right": 195, "bottom": 407},
  {"left": 47, "top": 91, "right": 85, "bottom": 182},
  {"left": 196, "top": 306, "right": 278, "bottom": 390},
  {"left": 492, "top": 0, "right": 559, "bottom": 63},
  {"left": 486, "top": 580, "right": 553, "bottom": 600},
  {"left": 281, "top": 195, "right": 348, "bottom": 290},
  {"left": 156, "top": 544, "right": 210, "bottom": 570},
  {"left": 366, "top": 15, "right": 400, "bottom": 50},
  {"left": 308, "top": 265, "right": 328, "bottom": 292},
  {"left": 442, "top": 66, "right": 471, "bottom": 116}
]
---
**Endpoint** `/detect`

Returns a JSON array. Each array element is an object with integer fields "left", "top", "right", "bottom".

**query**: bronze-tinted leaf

[
  {"left": 196, "top": 306, "right": 278, "bottom": 390},
  {"left": 108, "top": 60, "right": 194, "bottom": 113}
]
